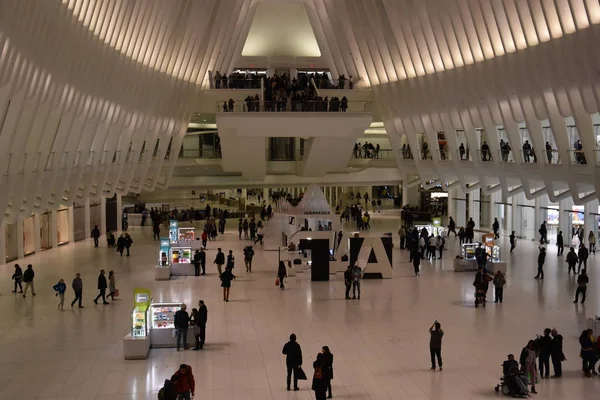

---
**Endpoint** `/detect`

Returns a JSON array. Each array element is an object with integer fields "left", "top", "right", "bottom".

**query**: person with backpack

[
  {"left": 173, "top": 364, "right": 195, "bottom": 400},
  {"left": 158, "top": 375, "right": 178, "bottom": 400},
  {"left": 312, "top": 353, "right": 328, "bottom": 400}
]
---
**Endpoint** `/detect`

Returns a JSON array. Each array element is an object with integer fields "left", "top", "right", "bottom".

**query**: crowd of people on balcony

[
  {"left": 353, "top": 142, "right": 381, "bottom": 158},
  {"left": 212, "top": 70, "right": 356, "bottom": 91}
]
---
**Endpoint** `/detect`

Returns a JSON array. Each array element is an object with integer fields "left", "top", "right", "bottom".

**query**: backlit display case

[
  {"left": 151, "top": 302, "right": 182, "bottom": 329},
  {"left": 486, "top": 244, "right": 501, "bottom": 262},
  {"left": 171, "top": 247, "right": 192, "bottom": 264},
  {"left": 132, "top": 307, "right": 149, "bottom": 338},
  {"left": 461, "top": 243, "right": 477, "bottom": 260},
  {"left": 178, "top": 227, "right": 195, "bottom": 241}
]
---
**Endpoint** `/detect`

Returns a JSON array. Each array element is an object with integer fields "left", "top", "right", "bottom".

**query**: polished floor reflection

[{"left": 0, "top": 212, "right": 599, "bottom": 399}]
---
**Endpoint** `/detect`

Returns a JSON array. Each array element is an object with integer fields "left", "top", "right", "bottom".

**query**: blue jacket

[{"left": 53, "top": 282, "right": 67, "bottom": 294}]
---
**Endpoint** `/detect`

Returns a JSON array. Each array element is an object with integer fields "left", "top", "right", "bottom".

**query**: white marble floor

[{"left": 0, "top": 211, "right": 599, "bottom": 399}]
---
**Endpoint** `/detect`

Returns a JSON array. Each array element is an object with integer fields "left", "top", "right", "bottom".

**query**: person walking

[
  {"left": 22, "top": 264, "right": 36, "bottom": 297},
  {"left": 429, "top": 321, "right": 443, "bottom": 371},
  {"left": 124, "top": 233, "right": 133, "bottom": 256},
  {"left": 282, "top": 333, "right": 303, "bottom": 391},
  {"left": 195, "top": 300, "right": 207, "bottom": 349},
  {"left": 322, "top": 346, "right": 334, "bottom": 399},
  {"left": 343, "top": 265, "right": 352, "bottom": 298},
  {"left": 573, "top": 269, "right": 589, "bottom": 304},
  {"left": 93, "top": 269, "right": 109, "bottom": 304},
  {"left": 509, "top": 231, "right": 516, "bottom": 253},
  {"left": 447, "top": 217, "right": 457, "bottom": 237},
  {"left": 534, "top": 246, "right": 546, "bottom": 279},
  {"left": 174, "top": 304, "right": 189, "bottom": 351},
  {"left": 193, "top": 250, "right": 201, "bottom": 276},
  {"left": 198, "top": 248, "right": 206, "bottom": 275},
  {"left": 578, "top": 243, "right": 588, "bottom": 273},
  {"left": 220, "top": 266, "right": 235, "bottom": 302},
  {"left": 538, "top": 328, "right": 552, "bottom": 379},
  {"left": 52, "top": 279, "right": 67, "bottom": 311},
  {"left": 539, "top": 221, "right": 548, "bottom": 244},
  {"left": 312, "top": 353, "right": 328, "bottom": 400},
  {"left": 108, "top": 270, "right": 117, "bottom": 300},
  {"left": 557, "top": 231, "right": 564, "bottom": 256},
  {"left": 226, "top": 250, "right": 235, "bottom": 270},
  {"left": 11, "top": 264, "right": 23, "bottom": 293},
  {"left": 214, "top": 248, "right": 225, "bottom": 276},
  {"left": 277, "top": 261, "right": 287, "bottom": 290},
  {"left": 550, "top": 329, "right": 565, "bottom": 378},
  {"left": 411, "top": 247, "right": 421, "bottom": 276},
  {"left": 116, "top": 234, "right": 126, "bottom": 256},
  {"left": 493, "top": 270, "right": 506, "bottom": 303},
  {"left": 173, "top": 364, "right": 195, "bottom": 400},
  {"left": 351, "top": 263, "right": 362, "bottom": 299},
  {"left": 588, "top": 231, "right": 596, "bottom": 254},
  {"left": 152, "top": 222, "right": 160, "bottom": 241},
  {"left": 91, "top": 225, "right": 101, "bottom": 247},
  {"left": 244, "top": 246, "right": 254, "bottom": 272},
  {"left": 201, "top": 230, "right": 208, "bottom": 249},
  {"left": 566, "top": 247, "right": 578, "bottom": 274},
  {"left": 492, "top": 217, "right": 500, "bottom": 239},
  {"left": 255, "top": 226, "right": 264, "bottom": 245},
  {"left": 71, "top": 273, "right": 83, "bottom": 308}
]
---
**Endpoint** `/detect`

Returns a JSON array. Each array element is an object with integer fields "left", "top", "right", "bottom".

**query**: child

[{"left": 53, "top": 279, "right": 67, "bottom": 311}]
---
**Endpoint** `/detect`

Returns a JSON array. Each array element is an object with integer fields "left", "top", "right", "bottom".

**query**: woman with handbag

[
  {"left": 322, "top": 346, "right": 334, "bottom": 399},
  {"left": 277, "top": 261, "right": 287, "bottom": 290},
  {"left": 189, "top": 308, "right": 201, "bottom": 350},
  {"left": 108, "top": 271, "right": 118, "bottom": 300}
]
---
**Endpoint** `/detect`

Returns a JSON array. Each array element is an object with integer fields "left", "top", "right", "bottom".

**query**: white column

[
  {"left": 263, "top": 188, "right": 269, "bottom": 202},
  {"left": 100, "top": 197, "right": 107, "bottom": 234},
  {"left": 68, "top": 206, "right": 75, "bottom": 243},
  {"left": 585, "top": 199, "right": 599, "bottom": 237},
  {"left": 84, "top": 199, "right": 91, "bottom": 238},
  {"left": 559, "top": 199, "right": 568, "bottom": 241},
  {"left": 116, "top": 194, "right": 122, "bottom": 232},
  {"left": 33, "top": 214, "right": 41, "bottom": 253},
  {"left": 453, "top": 187, "right": 467, "bottom": 227},
  {"left": 241, "top": 188, "right": 247, "bottom": 200},
  {"left": 50, "top": 209, "right": 58, "bottom": 248},
  {"left": 0, "top": 221, "right": 6, "bottom": 264},
  {"left": 469, "top": 189, "right": 480, "bottom": 228},
  {"left": 17, "top": 218, "right": 24, "bottom": 258}
]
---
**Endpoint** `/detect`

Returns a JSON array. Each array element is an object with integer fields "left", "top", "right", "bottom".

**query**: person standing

[
  {"left": 522, "top": 340, "right": 538, "bottom": 393},
  {"left": 52, "top": 279, "right": 67, "bottom": 310},
  {"left": 214, "top": 248, "right": 225, "bottom": 276},
  {"left": 201, "top": 230, "right": 208, "bottom": 249},
  {"left": 535, "top": 246, "right": 546, "bottom": 279},
  {"left": 152, "top": 222, "right": 161, "bottom": 241},
  {"left": 493, "top": 271, "right": 506, "bottom": 303},
  {"left": 343, "top": 265, "right": 352, "bottom": 298},
  {"left": 412, "top": 247, "right": 421, "bottom": 276},
  {"left": 108, "top": 271, "right": 117, "bottom": 300},
  {"left": 579, "top": 330, "right": 596, "bottom": 377},
  {"left": 249, "top": 218, "right": 257, "bottom": 242},
  {"left": 174, "top": 304, "right": 190, "bottom": 351},
  {"left": 243, "top": 218, "right": 249, "bottom": 240},
  {"left": 220, "top": 266, "right": 235, "bottom": 302},
  {"left": 566, "top": 247, "right": 578, "bottom": 274},
  {"left": 196, "top": 300, "right": 207, "bottom": 349},
  {"left": 429, "top": 321, "right": 443, "bottom": 371},
  {"left": 91, "top": 225, "right": 101, "bottom": 247},
  {"left": 509, "top": 231, "right": 516, "bottom": 253},
  {"left": 538, "top": 328, "right": 552, "bottom": 379},
  {"left": 11, "top": 264, "right": 23, "bottom": 293},
  {"left": 556, "top": 231, "right": 564, "bottom": 256},
  {"left": 351, "top": 263, "right": 362, "bottom": 299},
  {"left": 173, "top": 364, "right": 195, "bottom": 400},
  {"left": 189, "top": 308, "right": 200, "bottom": 350},
  {"left": 312, "top": 353, "right": 328, "bottom": 400},
  {"left": 71, "top": 273, "right": 83, "bottom": 308},
  {"left": 282, "top": 333, "right": 303, "bottom": 391},
  {"left": 255, "top": 226, "right": 264, "bottom": 245},
  {"left": 492, "top": 218, "right": 500, "bottom": 239},
  {"left": 322, "top": 346, "right": 334, "bottom": 399},
  {"left": 539, "top": 221, "right": 548, "bottom": 244},
  {"left": 578, "top": 243, "right": 588, "bottom": 273},
  {"left": 589, "top": 231, "right": 596, "bottom": 254},
  {"left": 22, "top": 264, "right": 36, "bottom": 298},
  {"left": 550, "top": 329, "right": 565, "bottom": 378},
  {"left": 226, "top": 250, "right": 235, "bottom": 270},
  {"left": 198, "top": 248, "right": 206, "bottom": 275},
  {"left": 116, "top": 234, "right": 126, "bottom": 256},
  {"left": 277, "top": 261, "right": 287, "bottom": 290},
  {"left": 93, "top": 269, "right": 109, "bottom": 304},
  {"left": 574, "top": 269, "right": 589, "bottom": 304}
]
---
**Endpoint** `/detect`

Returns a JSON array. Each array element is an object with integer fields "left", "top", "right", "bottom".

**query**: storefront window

[
  {"left": 40, "top": 212, "right": 51, "bottom": 251},
  {"left": 545, "top": 206, "right": 559, "bottom": 244},
  {"left": 57, "top": 209, "right": 70, "bottom": 245},
  {"left": 23, "top": 216, "right": 35, "bottom": 255},
  {"left": 5, "top": 223, "right": 18, "bottom": 262}
]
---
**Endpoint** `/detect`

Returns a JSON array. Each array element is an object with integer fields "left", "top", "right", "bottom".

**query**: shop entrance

[
  {"left": 23, "top": 216, "right": 35, "bottom": 256},
  {"left": 5, "top": 223, "right": 18, "bottom": 262}
]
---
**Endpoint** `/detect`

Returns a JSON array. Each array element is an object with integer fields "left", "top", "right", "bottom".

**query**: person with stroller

[
  {"left": 501, "top": 354, "right": 529, "bottom": 396},
  {"left": 473, "top": 267, "right": 491, "bottom": 307}
]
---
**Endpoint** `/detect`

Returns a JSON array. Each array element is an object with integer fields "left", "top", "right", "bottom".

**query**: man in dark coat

[
  {"left": 91, "top": 225, "right": 101, "bottom": 247},
  {"left": 93, "top": 269, "right": 109, "bottom": 304},
  {"left": 282, "top": 333, "right": 303, "bottom": 391}
]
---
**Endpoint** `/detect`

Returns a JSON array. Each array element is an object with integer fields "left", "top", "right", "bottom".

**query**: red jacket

[
  {"left": 174, "top": 366, "right": 195, "bottom": 394},
  {"left": 201, "top": 231, "right": 208, "bottom": 241}
]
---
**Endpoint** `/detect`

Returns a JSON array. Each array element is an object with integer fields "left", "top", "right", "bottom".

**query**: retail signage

[
  {"left": 169, "top": 220, "right": 178, "bottom": 244},
  {"left": 159, "top": 238, "right": 171, "bottom": 266}
]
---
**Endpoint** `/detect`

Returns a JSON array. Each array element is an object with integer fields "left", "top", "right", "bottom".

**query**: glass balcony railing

[
  {"left": 567, "top": 149, "right": 588, "bottom": 165},
  {"left": 498, "top": 149, "right": 515, "bottom": 163},
  {"left": 179, "top": 148, "right": 222, "bottom": 159},
  {"left": 216, "top": 100, "right": 371, "bottom": 113},
  {"left": 350, "top": 149, "right": 394, "bottom": 160},
  {"left": 456, "top": 149, "right": 473, "bottom": 162}
]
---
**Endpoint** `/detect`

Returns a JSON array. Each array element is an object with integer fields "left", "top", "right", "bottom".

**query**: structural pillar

[
  {"left": 263, "top": 188, "right": 269, "bottom": 202},
  {"left": 50, "top": 209, "right": 58, "bottom": 248},
  {"left": 33, "top": 214, "right": 41, "bottom": 254},
  {"left": 116, "top": 194, "right": 122, "bottom": 232},
  {"left": 17, "top": 218, "right": 24, "bottom": 258},
  {"left": 469, "top": 189, "right": 480, "bottom": 228},
  {"left": 585, "top": 199, "right": 599, "bottom": 237},
  {"left": 558, "top": 199, "right": 568, "bottom": 241},
  {"left": 84, "top": 199, "right": 91, "bottom": 238},
  {"left": 0, "top": 221, "right": 6, "bottom": 264},
  {"left": 67, "top": 205, "right": 75, "bottom": 243},
  {"left": 100, "top": 197, "right": 107, "bottom": 234}
]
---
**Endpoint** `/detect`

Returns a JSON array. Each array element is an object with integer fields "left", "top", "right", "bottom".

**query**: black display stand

[{"left": 299, "top": 238, "right": 330, "bottom": 281}]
